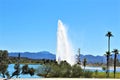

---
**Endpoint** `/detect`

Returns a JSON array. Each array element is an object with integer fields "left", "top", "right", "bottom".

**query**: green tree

[
  {"left": 22, "top": 64, "right": 35, "bottom": 76},
  {"left": 11, "top": 53, "right": 21, "bottom": 78},
  {"left": 10, "top": 54, "right": 35, "bottom": 78},
  {"left": 29, "top": 67, "right": 35, "bottom": 76},
  {"left": 102, "top": 66, "right": 107, "bottom": 72},
  {"left": 11, "top": 64, "right": 21, "bottom": 78},
  {"left": 0, "top": 50, "right": 9, "bottom": 78},
  {"left": 47, "top": 63, "right": 60, "bottom": 77},
  {"left": 37, "top": 64, "right": 51, "bottom": 78},
  {"left": 22, "top": 64, "right": 29, "bottom": 74},
  {"left": 83, "top": 58, "right": 87, "bottom": 72},
  {"left": 37, "top": 61, "right": 71, "bottom": 78},
  {"left": 37, "top": 61, "right": 84, "bottom": 78},
  {"left": 70, "top": 64, "right": 83, "bottom": 78},
  {"left": 112, "top": 49, "right": 119, "bottom": 78},
  {"left": 59, "top": 61, "right": 72, "bottom": 77},
  {"left": 105, "top": 31, "right": 113, "bottom": 78}
]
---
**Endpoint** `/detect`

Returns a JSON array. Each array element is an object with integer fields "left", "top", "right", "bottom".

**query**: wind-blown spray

[{"left": 56, "top": 20, "right": 76, "bottom": 65}]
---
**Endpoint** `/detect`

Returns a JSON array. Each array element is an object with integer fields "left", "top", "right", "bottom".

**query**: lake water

[
  {"left": 81, "top": 66, "right": 120, "bottom": 72},
  {"left": 7, "top": 64, "right": 40, "bottom": 78},
  {"left": 1, "top": 64, "right": 120, "bottom": 78}
]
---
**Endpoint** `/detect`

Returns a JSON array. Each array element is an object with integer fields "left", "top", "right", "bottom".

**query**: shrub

[
  {"left": 84, "top": 70, "right": 93, "bottom": 78},
  {"left": 70, "top": 64, "right": 83, "bottom": 78}
]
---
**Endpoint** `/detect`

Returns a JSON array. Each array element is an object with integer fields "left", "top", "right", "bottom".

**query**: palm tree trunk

[
  {"left": 84, "top": 67, "right": 85, "bottom": 72},
  {"left": 108, "top": 37, "right": 110, "bottom": 54},
  {"left": 114, "top": 54, "right": 117, "bottom": 78},
  {"left": 106, "top": 55, "right": 109, "bottom": 78},
  {"left": 107, "top": 37, "right": 110, "bottom": 78}
]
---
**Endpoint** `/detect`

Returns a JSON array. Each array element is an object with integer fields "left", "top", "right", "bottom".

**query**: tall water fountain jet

[{"left": 56, "top": 20, "right": 76, "bottom": 65}]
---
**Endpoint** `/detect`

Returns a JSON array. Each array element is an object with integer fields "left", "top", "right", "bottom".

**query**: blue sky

[{"left": 0, "top": 0, "right": 120, "bottom": 56}]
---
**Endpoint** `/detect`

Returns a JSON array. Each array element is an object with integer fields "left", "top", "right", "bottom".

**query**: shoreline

[{"left": 0, "top": 78, "right": 118, "bottom": 80}]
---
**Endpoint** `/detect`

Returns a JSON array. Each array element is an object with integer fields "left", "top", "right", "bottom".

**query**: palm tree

[
  {"left": 105, "top": 31, "right": 113, "bottom": 78},
  {"left": 83, "top": 58, "right": 87, "bottom": 72},
  {"left": 105, "top": 51, "right": 110, "bottom": 78},
  {"left": 106, "top": 31, "right": 113, "bottom": 52},
  {"left": 112, "top": 49, "right": 119, "bottom": 78}
]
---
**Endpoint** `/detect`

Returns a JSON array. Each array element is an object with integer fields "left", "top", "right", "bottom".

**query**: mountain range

[
  {"left": 9, "top": 51, "right": 120, "bottom": 63},
  {"left": 9, "top": 51, "right": 56, "bottom": 60}
]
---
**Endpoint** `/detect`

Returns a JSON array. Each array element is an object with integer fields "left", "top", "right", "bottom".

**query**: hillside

[
  {"left": 9, "top": 51, "right": 56, "bottom": 60},
  {"left": 9, "top": 51, "right": 120, "bottom": 63}
]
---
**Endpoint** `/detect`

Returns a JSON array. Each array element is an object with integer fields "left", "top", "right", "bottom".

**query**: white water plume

[{"left": 56, "top": 20, "right": 76, "bottom": 65}]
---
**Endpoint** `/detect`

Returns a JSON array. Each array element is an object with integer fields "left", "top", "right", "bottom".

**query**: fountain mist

[{"left": 56, "top": 20, "right": 76, "bottom": 65}]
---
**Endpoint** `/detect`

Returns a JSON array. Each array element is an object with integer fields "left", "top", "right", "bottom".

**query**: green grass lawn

[{"left": 92, "top": 72, "right": 120, "bottom": 78}]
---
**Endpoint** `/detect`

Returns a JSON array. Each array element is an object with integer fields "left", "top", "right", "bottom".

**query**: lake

[
  {"left": 1, "top": 64, "right": 120, "bottom": 78},
  {"left": 7, "top": 64, "right": 40, "bottom": 78},
  {"left": 81, "top": 66, "right": 120, "bottom": 72}
]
